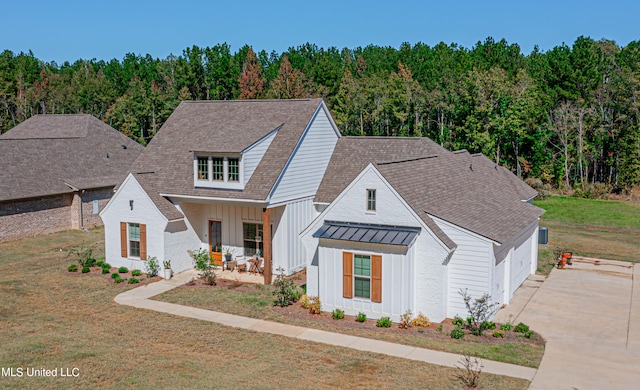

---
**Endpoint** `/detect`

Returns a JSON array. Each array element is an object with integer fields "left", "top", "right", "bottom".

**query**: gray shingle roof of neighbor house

[
  {"left": 0, "top": 114, "right": 144, "bottom": 202},
  {"left": 376, "top": 150, "right": 545, "bottom": 244},
  {"left": 130, "top": 99, "right": 326, "bottom": 210}
]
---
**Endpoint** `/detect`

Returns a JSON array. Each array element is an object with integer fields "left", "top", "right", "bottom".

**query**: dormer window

[{"left": 194, "top": 153, "right": 243, "bottom": 189}]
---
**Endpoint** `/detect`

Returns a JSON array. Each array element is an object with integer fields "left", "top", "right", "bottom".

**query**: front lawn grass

[
  {"left": 0, "top": 228, "right": 529, "bottom": 389},
  {"left": 156, "top": 284, "right": 544, "bottom": 369},
  {"left": 534, "top": 197, "right": 640, "bottom": 272}
]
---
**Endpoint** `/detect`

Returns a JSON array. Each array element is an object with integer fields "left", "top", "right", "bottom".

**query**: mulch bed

[
  {"left": 66, "top": 264, "right": 161, "bottom": 286},
  {"left": 179, "top": 275, "right": 544, "bottom": 347}
]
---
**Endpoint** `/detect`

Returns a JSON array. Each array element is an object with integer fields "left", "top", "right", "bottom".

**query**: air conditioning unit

[{"left": 538, "top": 227, "right": 548, "bottom": 245}]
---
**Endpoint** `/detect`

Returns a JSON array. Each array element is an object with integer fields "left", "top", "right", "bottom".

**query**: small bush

[
  {"left": 410, "top": 312, "right": 431, "bottom": 328},
  {"left": 459, "top": 289, "right": 500, "bottom": 336},
  {"left": 454, "top": 355, "right": 483, "bottom": 389},
  {"left": 331, "top": 309, "right": 345, "bottom": 320},
  {"left": 272, "top": 267, "right": 300, "bottom": 307},
  {"left": 146, "top": 256, "right": 160, "bottom": 277},
  {"left": 192, "top": 249, "right": 216, "bottom": 286},
  {"left": 96, "top": 260, "right": 104, "bottom": 267},
  {"left": 523, "top": 330, "right": 535, "bottom": 339},
  {"left": 308, "top": 296, "right": 321, "bottom": 314},
  {"left": 450, "top": 328, "right": 465, "bottom": 339},
  {"left": 299, "top": 294, "right": 311, "bottom": 309},
  {"left": 500, "top": 323, "right": 512, "bottom": 331},
  {"left": 436, "top": 325, "right": 443, "bottom": 332},
  {"left": 514, "top": 322, "right": 530, "bottom": 333},
  {"left": 131, "top": 269, "right": 142, "bottom": 277},
  {"left": 81, "top": 266, "right": 90, "bottom": 273},
  {"left": 376, "top": 317, "right": 392, "bottom": 328},
  {"left": 118, "top": 266, "right": 128, "bottom": 274},
  {"left": 127, "top": 277, "right": 140, "bottom": 284},
  {"left": 399, "top": 310, "right": 413, "bottom": 329},
  {"left": 356, "top": 312, "right": 367, "bottom": 323},
  {"left": 114, "top": 276, "right": 124, "bottom": 284},
  {"left": 482, "top": 321, "right": 496, "bottom": 330},
  {"left": 452, "top": 316, "right": 464, "bottom": 327},
  {"left": 101, "top": 263, "right": 111, "bottom": 270},
  {"left": 111, "top": 273, "right": 119, "bottom": 279},
  {"left": 493, "top": 329, "right": 505, "bottom": 338},
  {"left": 67, "top": 264, "right": 78, "bottom": 272},
  {"left": 101, "top": 267, "right": 110, "bottom": 274}
]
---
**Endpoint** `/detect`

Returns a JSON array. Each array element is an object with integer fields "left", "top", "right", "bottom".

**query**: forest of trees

[{"left": 1, "top": 37, "right": 639, "bottom": 194}]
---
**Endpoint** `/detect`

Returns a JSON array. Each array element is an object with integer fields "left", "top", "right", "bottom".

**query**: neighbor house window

[
  {"left": 228, "top": 158, "right": 240, "bottom": 182},
  {"left": 354, "top": 254, "right": 371, "bottom": 298},
  {"left": 212, "top": 158, "right": 224, "bottom": 181},
  {"left": 366, "top": 189, "right": 376, "bottom": 212},
  {"left": 129, "top": 223, "right": 141, "bottom": 258},
  {"left": 197, "top": 157, "right": 209, "bottom": 180}
]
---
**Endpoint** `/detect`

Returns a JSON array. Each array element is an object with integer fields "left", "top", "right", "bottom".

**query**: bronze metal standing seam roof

[
  {"left": 313, "top": 221, "right": 420, "bottom": 246},
  {"left": 130, "top": 99, "right": 325, "bottom": 217},
  {"left": 0, "top": 115, "right": 143, "bottom": 202}
]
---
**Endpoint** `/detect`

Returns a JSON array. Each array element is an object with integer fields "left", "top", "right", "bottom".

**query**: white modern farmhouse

[
  {"left": 101, "top": 99, "right": 340, "bottom": 277},
  {"left": 101, "top": 98, "right": 543, "bottom": 323}
]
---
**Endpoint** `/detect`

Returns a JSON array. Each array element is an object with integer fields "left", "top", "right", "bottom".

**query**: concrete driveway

[{"left": 495, "top": 257, "right": 640, "bottom": 389}]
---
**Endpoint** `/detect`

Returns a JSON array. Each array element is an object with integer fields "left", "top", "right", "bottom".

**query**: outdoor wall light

[{"left": 129, "top": 200, "right": 134, "bottom": 210}]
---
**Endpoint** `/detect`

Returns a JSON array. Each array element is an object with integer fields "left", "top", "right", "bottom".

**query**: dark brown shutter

[
  {"left": 343, "top": 251, "right": 353, "bottom": 298},
  {"left": 140, "top": 224, "right": 147, "bottom": 260},
  {"left": 371, "top": 255, "right": 382, "bottom": 303},
  {"left": 120, "top": 222, "right": 127, "bottom": 257}
]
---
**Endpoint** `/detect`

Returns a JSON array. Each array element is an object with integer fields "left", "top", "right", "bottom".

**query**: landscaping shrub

[
  {"left": 410, "top": 312, "right": 431, "bottom": 328},
  {"left": 81, "top": 266, "right": 90, "bottom": 273},
  {"left": 376, "top": 317, "right": 392, "bottom": 328},
  {"left": 68, "top": 242, "right": 95, "bottom": 268},
  {"left": 272, "top": 267, "right": 300, "bottom": 307},
  {"left": 500, "top": 323, "right": 512, "bottom": 331},
  {"left": 145, "top": 256, "right": 160, "bottom": 277},
  {"left": 101, "top": 267, "right": 110, "bottom": 274},
  {"left": 452, "top": 316, "right": 464, "bottom": 327},
  {"left": 299, "top": 294, "right": 311, "bottom": 309},
  {"left": 114, "top": 276, "right": 124, "bottom": 284},
  {"left": 514, "top": 322, "right": 530, "bottom": 333},
  {"left": 127, "top": 277, "right": 140, "bottom": 284},
  {"left": 67, "top": 264, "right": 78, "bottom": 272},
  {"left": 96, "top": 260, "right": 104, "bottom": 267},
  {"left": 459, "top": 289, "right": 500, "bottom": 336},
  {"left": 307, "top": 296, "right": 321, "bottom": 314},
  {"left": 118, "top": 267, "right": 128, "bottom": 274},
  {"left": 331, "top": 309, "right": 345, "bottom": 320},
  {"left": 356, "top": 312, "right": 367, "bottom": 323},
  {"left": 101, "top": 263, "right": 111, "bottom": 270},
  {"left": 450, "top": 328, "right": 465, "bottom": 339},
  {"left": 436, "top": 325, "right": 443, "bottom": 332},
  {"left": 482, "top": 321, "right": 496, "bottom": 330},
  {"left": 454, "top": 355, "right": 483, "bottom": 389},
  {"left": 193, "top": 249, "right": 216, "bottom": 286},
  {"left": 523, "top": 330, "right": 535, "bottom": 339},
  {"left": 399, "top": 310, "right": 413, "bottom": 329},
  {"left": 493, "top": 330, "right": 505, "bottom": 338},
  {"left": 131, "top": 269, "right": 141, "bottom": 277},
  {"left": 111, "top": 273, "right": 119, "bottom": 279}
]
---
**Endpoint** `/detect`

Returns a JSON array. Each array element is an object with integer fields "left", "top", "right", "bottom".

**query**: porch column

[{"left": 262, "top": 207, "right": 272, "bottom": 284}]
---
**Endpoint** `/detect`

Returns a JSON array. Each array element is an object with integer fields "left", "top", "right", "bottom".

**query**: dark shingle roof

[
  {"left": 314, "top": 136, "right": 446, "bottom": 204},
  {"left": 376, "top": 151, "right": 544, "bottom": 244},
  {"left": 0, "top": 115, "right": 143, "bottom": 202},
  {"left": 131, "top": 99, "right": 324, "bottom": 207}
]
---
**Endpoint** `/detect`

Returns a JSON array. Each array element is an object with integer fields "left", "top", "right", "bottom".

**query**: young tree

[{"left": 238, "top": 48, "right": 265, "bottom": 99}]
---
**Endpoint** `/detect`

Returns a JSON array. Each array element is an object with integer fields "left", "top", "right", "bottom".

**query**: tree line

[{"left": 1, "top": 37, "right": 639, "bottom": 193}]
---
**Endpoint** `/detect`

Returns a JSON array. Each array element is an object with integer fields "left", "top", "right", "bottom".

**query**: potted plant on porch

[
  {"left": 223, "top": 247, "right": 234, "bottom": 262},
  {"left": 163, "top": 259, "right": 172, "bottom": 279}
]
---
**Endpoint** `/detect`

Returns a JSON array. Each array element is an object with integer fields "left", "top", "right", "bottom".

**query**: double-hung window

[
  {"left": 228, "top": 158, "right": 240, "bottom": 182},
  {"left": 128, "top": 223, "right": 141, "bottom": 258},
  {"left": 197, "top": 157, "right": 209, "bottom": 180},
  {"left": 366, "top": 189, "right": 376, "bottom": 212},
  {"left": 353, "top": 254, "right": 371, "bottom": 299},
  {"left": 212, "top": 158, "right": 224, "bottom": 181}
]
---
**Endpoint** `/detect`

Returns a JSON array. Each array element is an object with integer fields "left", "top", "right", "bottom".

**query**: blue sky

[{"left": 1, "top": 0, "right": 637, "bottom": 64}]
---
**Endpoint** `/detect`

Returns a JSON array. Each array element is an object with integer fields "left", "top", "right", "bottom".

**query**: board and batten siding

[
  {"left": 269, "top": 108, "right": 339, "bottom": 205},
  {"left": 432, "top": 216, "right": 493, "bottom": 318},
  {"left": 100, "top": 174, "right": 168, "bottom": 272},
  {"left": 271, "top": 198, "right": 315, "bottom": 274},
  {"left": 242, "top": 130, "right": 278, "bottom": 186},
  {"left": 317, "top": 240, "right": 413, "bottom": 321}
]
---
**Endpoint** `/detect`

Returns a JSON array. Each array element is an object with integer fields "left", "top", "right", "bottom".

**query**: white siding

[
  {"left": 510, "top": 233, "right": 533, "bottom": 301},
  {"left": 100, "top": 174, "right": 169, "bottom": 272},
  {"left": 243, "top": 130, "right": 278, "bottom": 185},
  {"left": 432, "top": 217, "right": 493, "bottom": 319},
  {"left": 317, "top": 240, "right": 412, "bottom": 322},
  {"left": 301, "top": 166, "right": 451, "bottom": 322},
  {"left": 164, "top": 218, "right": 201, "bottom": 274},
  {"left": 269, "top": 108, "right": 339, "bottom": 204},
  {"left": 493, "top": 256, "right": 506, "bottom": 306},
  {"left": 272, "top": 198, "right": 315, "bottom": 274}
]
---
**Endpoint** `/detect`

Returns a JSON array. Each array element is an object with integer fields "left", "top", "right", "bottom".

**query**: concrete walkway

[
  {"left": 115, "top": 269, "right": 536, "bottom": 381},
  {"left": 495, "top": 257, "right": 640, "bottom": 389}
]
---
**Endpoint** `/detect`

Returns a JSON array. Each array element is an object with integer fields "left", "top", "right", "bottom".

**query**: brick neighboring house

[{"left": 0, "top": 115, "right": 143, "bottom": 242}]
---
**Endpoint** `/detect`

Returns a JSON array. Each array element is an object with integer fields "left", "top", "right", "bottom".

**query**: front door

[{"left": 209, "top": 220, "right": 222, "bottom": 266}]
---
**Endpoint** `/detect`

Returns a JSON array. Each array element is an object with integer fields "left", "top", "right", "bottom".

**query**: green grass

[
  {"left": 534, "top": 196, "right": 640, "bottom": 272},
  {"left": 0, "top": 228, "right": 529, "bottom": 389},
  {"left": 156, "top": 284, "right": 544, "bottom": 368}
]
